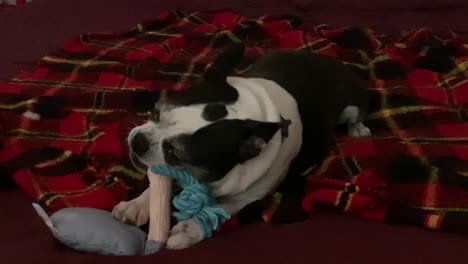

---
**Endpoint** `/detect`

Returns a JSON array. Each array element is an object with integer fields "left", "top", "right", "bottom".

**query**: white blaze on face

[{"left": 160, "top": 105, "right": 210, "bottom": 136}]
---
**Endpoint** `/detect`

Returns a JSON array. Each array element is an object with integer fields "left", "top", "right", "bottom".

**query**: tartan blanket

[
  {"left": 0, "top": 9, "right": 467, "bottom": 235},
  {"left": 300, "top": 28, "right": 468, "bottom": 235}
]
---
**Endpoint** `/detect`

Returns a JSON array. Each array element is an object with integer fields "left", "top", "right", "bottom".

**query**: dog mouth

[{"left": 130, "top": 152, "right": 148, "bottom": 173}]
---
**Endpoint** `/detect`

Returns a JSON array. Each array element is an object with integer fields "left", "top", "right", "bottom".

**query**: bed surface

[
  {"left": 1, "top": 0, "right": 468, "bottom": 263},
  {"left": 2, "top": 189, "right": 468, "bottom": 263}
]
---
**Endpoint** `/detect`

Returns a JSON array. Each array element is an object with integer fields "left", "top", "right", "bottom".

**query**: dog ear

[
  {"left": 204, "top": 43, "right": 245, "bottom": 83},
  {"left": 236, "top": 120, "right": 281, "bottom": 162},
  {"left": 189, "top": 119, "right": 281, "bottom": 164}
]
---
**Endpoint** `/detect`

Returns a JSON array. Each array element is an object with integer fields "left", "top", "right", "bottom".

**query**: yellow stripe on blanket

[{"left": 424, "top": 214, "right": 444, "bottom": 229}]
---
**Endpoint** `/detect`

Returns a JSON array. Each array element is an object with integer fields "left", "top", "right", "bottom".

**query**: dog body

[{"left": 112, "top": 46, "right": 370, "bottom": 249}]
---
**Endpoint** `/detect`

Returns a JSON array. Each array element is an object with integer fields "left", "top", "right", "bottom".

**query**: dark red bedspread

[
  {"left": 2, "top": 188, "right": 467, "bottom": 264},
  {"left": 1, "top": 1, "right": 468, "bottom": 264}
]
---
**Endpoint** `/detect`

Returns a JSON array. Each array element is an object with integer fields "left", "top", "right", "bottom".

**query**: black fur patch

[
  {"left": 202, "top": 104, "right": 228, "bottom": 122},
  {"left": 167, "top": 119, "right": 281, "bottom": 182},
  {"left": 245, "top": 49, "right": 367, "bottom": 173},
  {"left": 280, "top": 115, "right": 291, "bottom": 140},
  {"left": 189, "top": 119, "right": 280, "bottom": 163}
]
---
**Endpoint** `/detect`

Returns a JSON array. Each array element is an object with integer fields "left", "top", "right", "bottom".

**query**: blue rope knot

[{"left": 151, "top": 165, "right": 230, "bottom": 239}]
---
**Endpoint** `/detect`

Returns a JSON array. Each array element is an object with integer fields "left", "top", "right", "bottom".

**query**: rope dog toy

[{"left": 149, "top": 165, "right": 230, "bottom": 240}]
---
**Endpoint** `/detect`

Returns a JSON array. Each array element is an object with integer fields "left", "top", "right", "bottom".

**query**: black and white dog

[{"left": 112, "top": 44, "right": 370, "bottom": 249}]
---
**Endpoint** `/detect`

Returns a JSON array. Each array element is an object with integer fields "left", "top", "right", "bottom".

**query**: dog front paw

[
  {"left": 166, "top": 219, "right": 204, "bottom": 249},
  {"left": 348, "top": 122, "right": 371, "bottom": 138},
  {"left": 111, "top": 199, "right": 149, "bottom": 226}
]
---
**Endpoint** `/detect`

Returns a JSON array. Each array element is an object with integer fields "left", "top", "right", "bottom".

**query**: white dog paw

[
  {"left": 111, "top": 200, "right": 149, "bottom": 226},
  {"left": 348, "top": 123, "right": 372, "bottom": 138},
  {"left": 166, "top": 219, "right": 204, "bottom": 250}
]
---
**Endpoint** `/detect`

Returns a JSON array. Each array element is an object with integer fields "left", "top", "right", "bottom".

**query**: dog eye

[
  {"left": 162, "top": 141, "right": 181, "bottom": 165},
  {"left": 148, "top": 108, "right": 160, "bottom": 122}
]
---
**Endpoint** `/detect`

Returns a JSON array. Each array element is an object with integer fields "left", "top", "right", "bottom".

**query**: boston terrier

[{"left": 112, "top": 44, "right": 371, "bottom": 249}]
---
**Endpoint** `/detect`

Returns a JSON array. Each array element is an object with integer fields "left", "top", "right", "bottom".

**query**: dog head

[{"left": 128, "top": 44, "right": 281, "bottom": 182}]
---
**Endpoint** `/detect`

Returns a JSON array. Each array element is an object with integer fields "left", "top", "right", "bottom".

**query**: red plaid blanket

[
  {"left": 299, "top": 28, "right": 468, "bottom": 235},
  {"left": 0, "top": 10, "right": 467, "bottom": 235}
]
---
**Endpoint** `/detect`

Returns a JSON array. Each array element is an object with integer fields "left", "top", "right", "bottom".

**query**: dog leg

[
  {"left": 339, "top": 105, "right": 371, "bottom": 137},
  {"left": 166, "top": 219, "right": 204, "bottom": 249},
  {"left": 348, "top": 122, "right": 371, "bottom": 137},
  {"left": 112, "top": 188, "right": 150, "bottom": 226}
]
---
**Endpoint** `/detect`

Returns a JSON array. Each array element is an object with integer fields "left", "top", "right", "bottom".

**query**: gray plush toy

[{"left": 33, "top": 204, "right": 163, "bottom": 255}]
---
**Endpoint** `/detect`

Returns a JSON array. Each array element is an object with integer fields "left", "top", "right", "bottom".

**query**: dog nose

[{"left": 131, "top": 133, "right": 149, "bottom": 156}]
